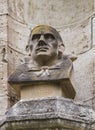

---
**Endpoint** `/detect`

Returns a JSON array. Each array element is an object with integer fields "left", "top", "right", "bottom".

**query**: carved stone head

[{"left": 26, "top": 25, "right": 65, "bottom": 66}]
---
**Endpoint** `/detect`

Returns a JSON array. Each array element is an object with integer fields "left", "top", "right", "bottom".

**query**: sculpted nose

[
  {"left": 39, "top": 35, "right": 45, "bottom": 43},
  {"left": 39, "top": 35, "right": 44, "bottom": 41},
  {"left": 38, "top": 35, "right": 46, "bottom": 46}
]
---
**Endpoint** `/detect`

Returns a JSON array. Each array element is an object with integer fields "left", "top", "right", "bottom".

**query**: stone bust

[{"left": 8, "top": 25, "right": 76, "bottom": 99}]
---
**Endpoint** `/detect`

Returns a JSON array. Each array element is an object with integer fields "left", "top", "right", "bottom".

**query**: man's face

[{"left": 29, "top": 29, "right": 59, "bottom": 65}]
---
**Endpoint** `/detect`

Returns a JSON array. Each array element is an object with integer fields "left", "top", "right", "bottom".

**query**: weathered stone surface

[
  {"left": 61, "top": 19, "right": 92, "bottom": 55},
  {"left": 0, "top": 13, "right": 8, "bottom": 116},
  {"left": 0, "top": 0, "right": 8, "bottom": 15},
  {"left": 0, "top": 0, "right": 8, "bottom": 118},
  {"left": 8, "top": 0, "right": 25, "bottom": 23},
  {"left": 0, "top": 96, "right": 7, "bottom": 118},
  {"left": 8, "top": 17, "right": 30, "bottom": 53},
  {"left": 0, "top": 45, "right": 8, "bottom": 119},
  {"left": 0, "top": 15, "right": 7, "bottom": 27},
  {"left": 8, "top": 16, "right": 29, "bottom": 76},
  {"left": 71, "top": 47, "right": 95, "bottom": 109},
  {"left": 0, "top": 26, "right": 7, "bottom": 41},
  {"left": 92, "top": 17, "right": 95, "bottom": 46},
  {"left": 0, "top": 97, "right": 95, "bottom": 130},
  {"left": 0, "top": 15, "right": 7, "bottom": 41},
  {"left": 8, "top": 0, "right": 94, "bottom": 27}
]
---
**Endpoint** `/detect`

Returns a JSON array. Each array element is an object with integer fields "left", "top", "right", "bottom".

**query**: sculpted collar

[{"left": 27, "top": 60, "right": 63, "bottom": 77}]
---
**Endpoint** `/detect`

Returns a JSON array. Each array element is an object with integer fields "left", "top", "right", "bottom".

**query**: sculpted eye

[
  {"left": 44, "top": 34, "right": 55, "bottom": 41},
  {"left": 32, "top": 34, "right": 41, "bottom": 41}
]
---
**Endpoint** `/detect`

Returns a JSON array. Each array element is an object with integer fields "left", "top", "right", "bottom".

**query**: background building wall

[
  {"left": 0, "top": 0, "right": 8, "bottom": 119},
  {"left": 0, "top": 0, "right": 95, "bottom": 119}
]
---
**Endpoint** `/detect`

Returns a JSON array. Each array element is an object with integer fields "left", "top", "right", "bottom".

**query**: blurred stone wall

[
  {"left": 0, "top": 0, "right": 8, "bottom": 119},
  {"left": 0, "top": 0, "right": 95, "bottom": 119}
]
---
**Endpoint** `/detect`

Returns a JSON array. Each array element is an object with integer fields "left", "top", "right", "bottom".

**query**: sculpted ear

[
  {"left": 25, "top": 31, "right": 33, "bottom": 54},
  {"left": 58, "top": 42, "right": 65, "bottom": 58},
  {"left": 58, "top": 42, "right": 65, "bottom": 54},
  {"left": 25, "top": 45, "right": 32, "bottom": 56},
  {"left": 26, "top": 45, "right": 29, "bottom": 52}
]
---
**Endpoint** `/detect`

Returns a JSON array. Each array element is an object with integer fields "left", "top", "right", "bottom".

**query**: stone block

[
  {"left": 8, "top": 47, "right": 24, "bottom": 73},
  {"left": 0, "top": 97, "right": 95, "bottom": 130},
  {"left": 0, "top": 7, "right": 8, "bottom": 117},
  {"left": 0, "top": 15, "right": 7, "bottom": 27},
  {"left": 8, "top": 0, "right": 94, "bottom": 26},
  {"left": 8, "top": 17, "right": 30, "bottom": 53},
  {"left": 61, "top": 19, "right": 92, "bottom": 55},
  {"left": 0, "top": 0, "right": 8, "bottom": 15},
  {"left": 0, "top": 26, "right": 7, "bottom": 41},
  {"left": 8, "top": 0, "right": 25, "bottom": 22},
  {"left": 71, "top": 47, "right": 95, "bottom": 108},
  {"left": 92, "top": 17, "right": 95, "bottom": 46},
  {"left": 0, "top": 57, "right": 8, "bottom": 117},
  {"left": 0, "top": 96, "right": 8, "bottom": 119}
]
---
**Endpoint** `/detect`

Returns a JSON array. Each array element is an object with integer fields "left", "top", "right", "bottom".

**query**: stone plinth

[
  {"left": 0, "top": 97, "right": 95, "bottom": 130},
  {"left": 21, "top": 83, "right": 64, "bottom": 99},
  {"left": 9, "top": 78, "right": 75, "bottom": 100},
  {"left": 20, "top": 78, "right": 75, "bottom": 99}
]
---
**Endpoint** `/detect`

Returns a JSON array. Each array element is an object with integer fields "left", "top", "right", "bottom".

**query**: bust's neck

[
  {"left": 25, "top": 55, "right": 63, "bottom": 68},
  {"left": 35, "top": 59, "right": 58, "bottom": 67}
]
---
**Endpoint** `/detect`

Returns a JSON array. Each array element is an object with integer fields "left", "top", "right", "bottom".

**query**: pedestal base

[{"left": 0, "top": 97, "right": 95, "bottom": 130}]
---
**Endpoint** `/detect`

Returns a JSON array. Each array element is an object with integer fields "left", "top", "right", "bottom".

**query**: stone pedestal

[
  {"left": 0, "top": 97, "right": 95, "bottom": 130},
  {"left": 21, "top": 83, "right": 64, "bottom": 99},
  {"left": 9, "top": 77, "right": 76, "bottom": 100},
  {"left": 20, "top": 80, "right": 75, "bottom": 99}
]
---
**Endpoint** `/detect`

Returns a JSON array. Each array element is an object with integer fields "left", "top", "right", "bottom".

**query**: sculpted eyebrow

[{"left": 32, "top": 34, "right": 41, "bottom": 40}]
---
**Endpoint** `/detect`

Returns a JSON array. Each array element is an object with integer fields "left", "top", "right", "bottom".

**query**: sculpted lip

[{"left": 36, "top": 46, "right": 49, "bottom": 52}]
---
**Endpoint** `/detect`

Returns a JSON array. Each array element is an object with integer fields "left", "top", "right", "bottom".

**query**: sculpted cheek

[{"left": 52, "top": 42, "right": 58, "bottom": 49}]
